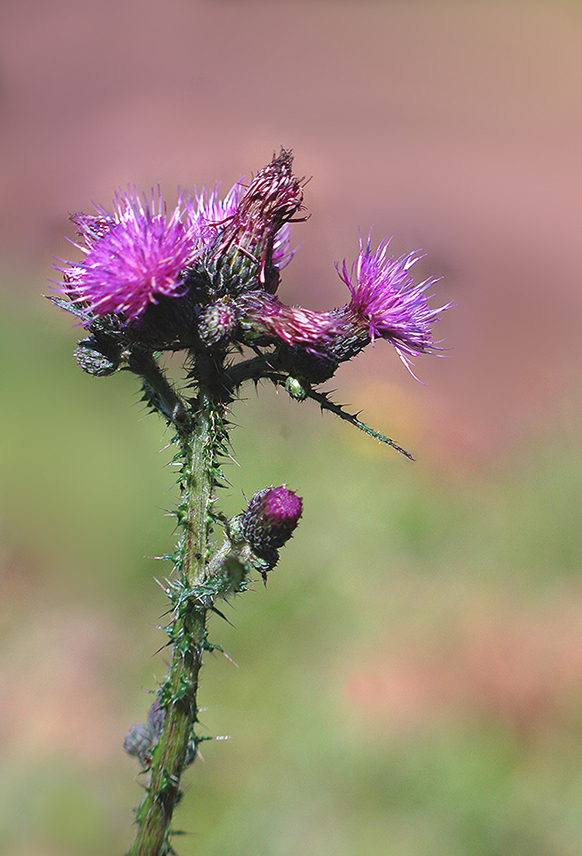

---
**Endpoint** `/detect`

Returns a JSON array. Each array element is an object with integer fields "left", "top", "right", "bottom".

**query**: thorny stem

[
  {"left": 128, "top": 350, "right": 192, "bottom": 434},
  {"left": 128, "top": 391, "right": 220, "bottom": 856}
]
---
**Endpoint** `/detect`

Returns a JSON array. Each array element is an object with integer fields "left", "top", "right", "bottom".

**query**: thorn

[
  {"left": 152, "top": 641, "right": 173, "bottom": 656},
  {"left": 210, "top": 606, "right": 235, "bottom": 627}
]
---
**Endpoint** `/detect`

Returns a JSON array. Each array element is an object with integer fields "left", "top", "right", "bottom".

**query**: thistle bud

[
  {"left": 198, "top": 298, "right": 237, "bottom": 347},
  {"left": 241, "top": 485, "right": 303, "bottom": 556},
  {"left": 146, "top": 698, "right": 166, "bottom": 739},
  {"left": 74, "top": 337, "right": 121, "bottom": 376},
  {"left": 123, "top": 722, "right": 153, "bottom": 761}
]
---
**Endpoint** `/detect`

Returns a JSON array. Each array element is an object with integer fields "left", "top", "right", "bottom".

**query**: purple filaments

[
  {"left": 237, "top": 292, "right": 342, "bottom": 355},
  {"left": 188, "top": 183, "right": 243, "bottom": 239},
  {"left": 270, "top": 222, "right": 295, "bottom": 270},
  {"left": 190, "top": 182, "right": 295, "bottom": 270},
  {"left": 339, "top": 235, "right": 447, "bottom": 360},
  {"left": 60, "top": 190, "right": 200, "bottom": 320}
]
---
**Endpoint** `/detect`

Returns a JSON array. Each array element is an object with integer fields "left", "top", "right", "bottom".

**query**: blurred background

[{"left": 1, "top": 0, "right": 582, "bottom": 853}]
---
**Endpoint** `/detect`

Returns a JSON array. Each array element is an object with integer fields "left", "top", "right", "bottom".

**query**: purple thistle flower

[
  {"left": 187, "top": 181, "right": 296, "bottom": 269},
  {"left": 236, "top": 292, "right": 342, "bottom": 355},
  {"left": 241, "top": 485, "right": 303, "bottom": 555},
  {"left": 58, "top": 189, "right": 201, "bottom": 321},
  {"left": 189, "top": 179, "right": 296, "bottom": 271},
  {"left": 188, "top": 159, "right": 299, "bottom": 275},
  {"left": 338, "top": 234, "right": 448, "bottom": 364}
]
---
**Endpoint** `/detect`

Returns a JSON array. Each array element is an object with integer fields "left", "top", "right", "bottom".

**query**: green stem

[
  {"left": 127, "top": 350, "right": 192, "bottom": 434},
  {"left": 128, "top": 392, "right": 219, "bottom": 856}
]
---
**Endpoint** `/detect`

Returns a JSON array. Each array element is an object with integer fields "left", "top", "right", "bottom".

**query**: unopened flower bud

[
  {"left": 241, "top": 485, "right": 303, "bottom": 556},
  {"left": 285, "top": 376, "right": 308, "bottom": 401},
  {"left": 146, "top": 698, "right": 166, "bottom": 739},
  {"left": 198, "top": 299, "right": 237, "bottom": 347},
  {"left": 74, "top": 337, "right": 121, "bottom": 376},
  {"left": 123, "top": 722, "right": 153, "bottom": 760}
]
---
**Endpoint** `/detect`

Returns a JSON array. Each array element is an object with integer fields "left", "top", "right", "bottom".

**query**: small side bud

[
  {"left": 146, "top": 698, "right": 166, "bottom": 739},
  {"left": 285, "top": 376, "right": 308, "bottom": 401},
  {"left": 123, "top": 722, "right": 153, "bottom": 761},
  {"left": 241, "top": 485, "right": 303, "bottom": 558},
  {"left": 198, "top": 299, "right": 237, "bottom": 347},
  {"left": 74, "top": 337, "right": 121, "bottom": 376}
]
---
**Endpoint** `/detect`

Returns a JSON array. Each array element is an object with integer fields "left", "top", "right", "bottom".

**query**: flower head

[
  {"left": 58, "top": 189, "right": 200, "bottom": 320},
  {"left": 189, "top": 177, "right": 295, "bottom": 271},
  {"left": 339, "top": 234, "right": 447, "bottom": 361}
]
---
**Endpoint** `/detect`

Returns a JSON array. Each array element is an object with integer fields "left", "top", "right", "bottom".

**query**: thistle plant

[{"left": 52, "top": 149, "right": 448, "bottom": 855}]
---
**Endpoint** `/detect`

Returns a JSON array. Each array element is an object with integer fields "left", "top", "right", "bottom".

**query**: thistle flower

[
  {"left": 54, "top": 152, "right": 448, "bottom": 385},
  {"left": 241, "top": 485, "right": 303, "bottom": 557},
  {"left": 58, "top": 189, "right": 200, "bottom": 320},
  {"left": 337, "top": 235, "right": 447, "bottom": 362}
]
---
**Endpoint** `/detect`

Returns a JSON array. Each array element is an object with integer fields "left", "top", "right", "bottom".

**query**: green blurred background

[{"left": 2, "top": 1, "right": 582, "bottom": 854}]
